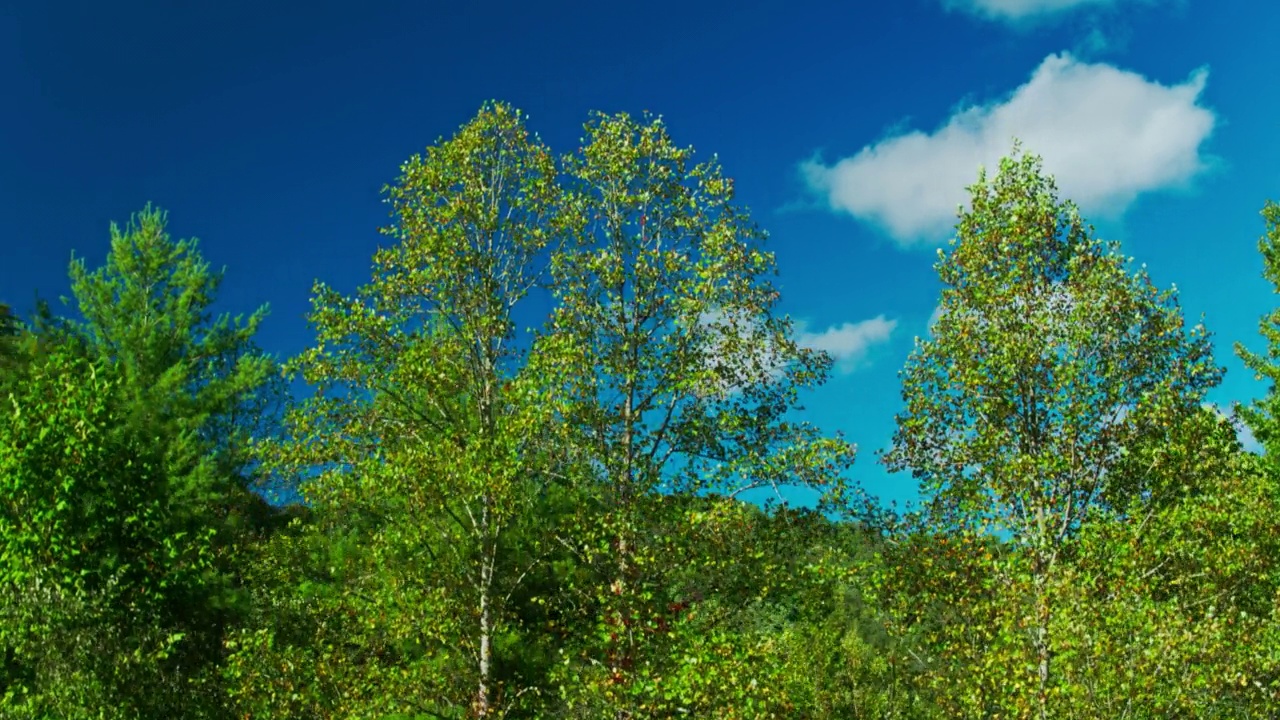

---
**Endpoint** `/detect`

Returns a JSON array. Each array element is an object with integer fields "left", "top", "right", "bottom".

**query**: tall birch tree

[
  {"left": 882, "top": 148, "right": 1220, "bottom": 719},
  {"left": 248, "top": 102, "right": 568, "bottom": 718},
  {"left": 537, "top": 111, "right": 855, "bottom": 717}
]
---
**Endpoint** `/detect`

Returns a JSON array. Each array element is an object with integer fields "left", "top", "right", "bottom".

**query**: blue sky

[{"left": 3, "top": 0, "right": 1278, "bottom": 509}]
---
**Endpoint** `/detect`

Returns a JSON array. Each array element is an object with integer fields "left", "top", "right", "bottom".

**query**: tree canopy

[{"left": 2, "top": 105, "right": 1278, "bottom": 719}]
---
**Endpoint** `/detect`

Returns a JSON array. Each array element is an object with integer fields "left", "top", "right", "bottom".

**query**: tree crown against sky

[{"left": 2, "top": 101, "right": 1279, "bottom": 716}]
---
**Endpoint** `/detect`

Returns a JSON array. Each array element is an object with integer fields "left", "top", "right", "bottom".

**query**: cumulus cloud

[
  {"left": 797, "top": 315, "right": 898, "bottom": 373},
  {"left": 944, "top": 0, "right": 1125, "bottom": 21},
  {"left": 801, "top": 53, "right": 1216, "bottom": 246}
]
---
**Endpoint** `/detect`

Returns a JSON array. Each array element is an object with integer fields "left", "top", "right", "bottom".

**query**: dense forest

[{"left": 2, "top": 102, "right": 1279, "bottom": 719}]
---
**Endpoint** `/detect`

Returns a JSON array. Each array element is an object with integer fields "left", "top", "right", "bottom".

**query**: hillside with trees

[{"left": 2, "top": 103, "right": 1277, "bottom": 718}]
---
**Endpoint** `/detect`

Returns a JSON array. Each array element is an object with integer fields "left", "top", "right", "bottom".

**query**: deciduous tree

[
  {"left": 538, "top": 111, "right": 855, "bottom": 717},
  {"left": 243, "top": 102, "right": 570, "bottom": 718},
  {"left": 883, "top": 147, "right": 1220, "bottom": 719}
]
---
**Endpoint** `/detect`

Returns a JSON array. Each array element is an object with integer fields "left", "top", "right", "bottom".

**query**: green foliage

[
  {"left": 60, "top": 204, "right": 278, "bottom": 497},
  {"left": 2, "top": 206, "right": 283, "bottom": 718},
  {"left": 238, "top": 102, "right": 571, "bottom": 718},
  {"left": 881, "top": 147, "right": 1228, "bottom": 719},
  {"left": 0, "top": 304, "right": 26, "bottom": 394},
  {"left": 886, "top": 148, "right": 1220, "bottom": 539},
  {"left": 8, "top": 107, "right": 1280, "bottom": 720},
  {"left": 1237, "top": 200, "right": 1280, "bottom": 455},
  {"left": 0, "top": 349, "right": 214, "bottom": 718},
  {"left": 0, "top": 304, "right": 17, "bottom": 365},
  {"left": 1033, "top": 406, "right": 1279, "bottom": 717},
  {"left": 533, "top": 110, "right": 855, "bottom": 717},
  {"left": 544, "top": 111, "right": 851, "bottom": 505}
]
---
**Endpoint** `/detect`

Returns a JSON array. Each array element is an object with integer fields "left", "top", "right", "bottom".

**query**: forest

[{"left": 2, "top": 101, "right": 1279, "bottom": 719}]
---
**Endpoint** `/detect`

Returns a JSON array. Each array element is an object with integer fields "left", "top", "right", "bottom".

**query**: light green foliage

[
  {"left": 220, "top": 510, "right": 430, "bottom": 719},
  {"left": 10, "top": 105, "right": 1280, "bottom": 720},
  {"left": 537, "top": 111, "right": 855, "bottom": 716},
  {"left": 238, "top": 102, "right": 569, "bottom": 718},
  {"left": 887, "top": 148, "right": 1219, "bottom": 538},
  {"left": 236, "top": 106, "right": 855, "bottom": 719},
  {"left": 0, "top": 349, "right": 213, "bottom": 718},
  {"left": 882, "top": 147, "right": 1222, "bottom": 718},
  {"left": 1050, "top": 406, "right": 1280, "bottom": 716},
  {"left": 859, "top": 519, "right": 1006, "bottom": 718},
  {"left": 546, "top": 111, "right": 850, "bottom": 504},
  {"left": 726, "top": 509, "right": 932, "bottom": 719}
]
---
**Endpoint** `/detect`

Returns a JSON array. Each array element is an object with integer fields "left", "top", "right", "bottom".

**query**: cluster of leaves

[{"left": 2, "top": 104, "right": 1279, "bottom": 719}]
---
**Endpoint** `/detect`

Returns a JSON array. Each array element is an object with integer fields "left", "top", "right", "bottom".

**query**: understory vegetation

[{"left": 3, "top": 102, "right": 1279, "bottom": 718}]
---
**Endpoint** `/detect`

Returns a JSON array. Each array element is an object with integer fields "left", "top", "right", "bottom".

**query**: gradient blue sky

[{"left": 3, "top": 0, "right": 1278, "bottom": 508}]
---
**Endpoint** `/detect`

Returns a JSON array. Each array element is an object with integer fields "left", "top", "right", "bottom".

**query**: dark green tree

[
  {"left": 61, "top": 205, "right": 279, "bottom": 500},
  {"left": 30, "top": 206, "right": 284, "bottom": 716},
  {"left": 0, "top": 349, "right": 215, "bottom": 718},
  {"left": 0, "top": 303, "right": 20, "bottom": 381}
]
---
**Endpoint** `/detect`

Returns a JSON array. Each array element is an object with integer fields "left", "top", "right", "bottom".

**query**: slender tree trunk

[
  {"left": 611, "top": 383, "right": 636, "bottom": 720},
  {"left": 476, "top": 366, "right": 495, "bottom": 718},
  {"left": 609, "top": 526, "right": 632, "bottom": 720},
  {"left": 1033, "top": 557, "right": 1051, "bottom": 720},
  {"left": 602, "top": 264, "right": 639, "bottom": 720},
  {"left": 476, "top": 538, "right": 493, "bottom": 718}
]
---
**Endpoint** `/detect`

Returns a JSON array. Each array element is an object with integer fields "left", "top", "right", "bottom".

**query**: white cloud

[
  {"left": 945, "top": 0, "right": 1121, "bottom": 21},
  {"left": 801, "top": 53, "right": 1216, "bottom": 246},
  {"left": 945, "top": 0, "right": 1172, "bottom": 23},
  {"left": 1237, "top": 422, "right": 1263, "bottom": 455},
  {"left": 797, "top": 315, "right": 898, "bottom": 373}
]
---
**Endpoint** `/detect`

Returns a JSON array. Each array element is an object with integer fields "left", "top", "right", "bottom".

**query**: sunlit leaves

[
  {"left": 242, "top": 102, "right": 569, "bottom": 718},
  {"left": 0, "top": 350, "right": 214, "bottom": 718},
  {"left": 536, "top": 111, "right": 855, "bottom": 716},
  {"left": 880, "top": 147, "right": 1225, "bottom": 718},
  {"left": 1236, "top": 200, "right": 1280, "bottom": 455}
]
